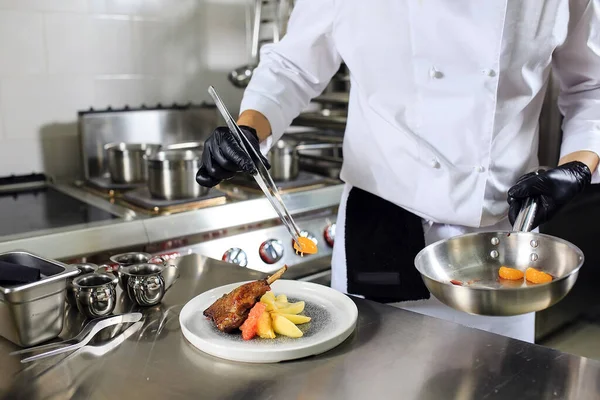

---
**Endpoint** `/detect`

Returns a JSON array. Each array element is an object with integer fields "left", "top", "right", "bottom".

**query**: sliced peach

[
  {"left": 525, "top": 268, "right": 553, "bottom": 284},
  {"left": 499, "top": 266, "right": 524, "bottom": 281}
]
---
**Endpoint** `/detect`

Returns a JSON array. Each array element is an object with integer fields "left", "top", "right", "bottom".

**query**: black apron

[{"left": 345, "top": 187, "right": 430, "bottom": 303}]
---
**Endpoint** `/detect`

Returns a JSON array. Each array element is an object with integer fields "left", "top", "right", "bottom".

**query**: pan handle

[
  {"left": 511, "top": 168, "right": 548, "bottom": 232},
  {"left": 512, "top": 197, "right": 537, "bottom": 232}
]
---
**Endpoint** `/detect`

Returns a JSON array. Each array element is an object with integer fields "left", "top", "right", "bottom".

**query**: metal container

[
  {"left": 119, "top": 263, "right": 179, "bottom": 307},
  {"left": 0, "top": 251, "right": 78, "bottom": 347},
  {"left": 66, "top": 263, "right": 99, "bottom": 307},
  {"left": 104, "top": 142, "right": 161, "bottom": 184},
  {"left": 146, "top": 149, "right": 209, "bottom": 200},
  {"left": 109, "top": 252, "right": 153, "bottom": 290},
  {"left": 72, "top": 272, "right": 118, "bottom": 319},
  {"left": 268, "top": 139, "right": 299, "bottom": 181}
]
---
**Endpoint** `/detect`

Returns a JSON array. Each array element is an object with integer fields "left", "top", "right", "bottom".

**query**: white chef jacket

[{"left": 240, "top": 0, "right": 600, "bottom": 228}]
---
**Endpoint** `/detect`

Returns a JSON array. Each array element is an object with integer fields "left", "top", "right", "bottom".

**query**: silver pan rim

[{"left": 414, "top": 230, "right": 585, "bottom": 291}]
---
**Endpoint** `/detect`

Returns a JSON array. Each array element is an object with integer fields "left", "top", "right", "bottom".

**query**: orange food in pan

[
  {"left": 498, "top": 266, "right": 524, "bottom": 281},
  {"left": 293, "top": 237, "right": 318, "bottom": 256},
  {"left": 525, "top": 267, "right": 553, "bottom": 284}
]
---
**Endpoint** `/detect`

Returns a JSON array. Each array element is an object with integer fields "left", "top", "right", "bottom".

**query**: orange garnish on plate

[
  {"left": 293, "top": 237, "right": 318, "bottom": 257},
  {"left": 239, "top": 302, "right": 267, "bottom": 341},
  {"left": 525, "top": 267, "right": 553, "bottom": 284},
  {"left": 498, "top": 266, "right": 524, "bottom": 281}
]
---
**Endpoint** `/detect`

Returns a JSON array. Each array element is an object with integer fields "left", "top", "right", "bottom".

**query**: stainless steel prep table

[{"left": 0, "top": 254, "right": 598, "bottom": 400}]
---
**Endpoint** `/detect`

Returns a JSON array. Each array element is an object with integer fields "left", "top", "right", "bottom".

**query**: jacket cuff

[
  {"left": 559, "top": 130, "right": 600, "bottom": 184},
  {"left": 239, "top": 92, "right": 287, "bottom": 155}
]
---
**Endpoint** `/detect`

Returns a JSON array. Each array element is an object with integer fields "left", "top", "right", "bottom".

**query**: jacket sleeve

[
  {"left": 552, "top": 0, "right": 600, "bottom": 180},
  {"left": 239, "top": 0, "right": 342, "bottom": 151}
]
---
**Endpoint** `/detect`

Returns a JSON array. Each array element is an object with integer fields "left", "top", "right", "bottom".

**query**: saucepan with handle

[{"left": 414, "top": 196, "right": 584, "bottom": 316}]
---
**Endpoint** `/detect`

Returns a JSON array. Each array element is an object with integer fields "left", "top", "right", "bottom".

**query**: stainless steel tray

[{"left": 0, "top": 251, "right": 78, "bottom": 347}]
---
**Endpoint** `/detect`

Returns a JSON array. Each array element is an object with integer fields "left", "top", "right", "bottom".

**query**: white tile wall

[
  {"left": 0, "top": 0, "right": 249, "bottom": 179},
  {"left": 0, "top": 138, "right": 44, "bottom": 175},
  {"left": 88, "top": 0, "right": 165, "bottom": 17},
  {"left": 0, "top": 0, "right": 88, "bottom": 13},
  {"left": 44, "top": 13, "right": 93, "bottom": 74},
  {"left": 93, "top": 76, "right": 159, "bottom": 108},
  {"left": 0, "top": 76, "right": 94, "bottom": 139},
  {"left": 203, "top": 0, "right": 248, "bottom": 70},
  {"left": 91, "top": 16, "right": 135, "bottom": 75},
  {"left": 0, "top": 11, "right": 45, "bottom": 75}
]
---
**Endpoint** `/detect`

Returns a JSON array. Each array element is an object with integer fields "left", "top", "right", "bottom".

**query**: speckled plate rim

[{"left": 179, "top": 279, "right": 358, "bottom": 363}]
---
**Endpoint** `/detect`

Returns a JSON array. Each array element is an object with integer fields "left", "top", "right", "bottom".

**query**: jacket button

[
  {"left": 430, "top": 159, "right": 441, "bottom": 168},
  {"left": 474, "top": 165, "right": 485, "bottom": 173},
  {"left": 429, "top": 67, "right": 443, "bottom": 79}
]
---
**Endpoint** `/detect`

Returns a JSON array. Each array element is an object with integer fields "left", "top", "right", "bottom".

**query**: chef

[{"left": 196, "top": 1, "right": 600, "bottom": 343}]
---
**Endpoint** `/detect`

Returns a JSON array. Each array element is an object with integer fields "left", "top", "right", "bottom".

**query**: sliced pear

[
  {"left": 272, "top": 314, "right": 303, "bottom": 338},
  {"left": 260, "top": 292, "right": 277, "bottom": 311},
  {"left": 274, "top": 313, "right": 311, "bottom": 325},
  {"left": 274, "top": 300, "right": 290, "bottom": 309},
  {"left": 276, "top": 301, "right": 305, "bottom": 315},
  {"left": 275, "top": 294, "right": 288, "bottom": 303},
  {"left": 261, "top": 292, "right": 275, "bottom": 302},
  {"left": 257, "top": 308, "right": 276, "bottom": 339}
]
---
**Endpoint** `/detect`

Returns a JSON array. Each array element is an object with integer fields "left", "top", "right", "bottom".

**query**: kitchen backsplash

[{"left": 0, "top": 0, "right": 248, "bottom": 179}]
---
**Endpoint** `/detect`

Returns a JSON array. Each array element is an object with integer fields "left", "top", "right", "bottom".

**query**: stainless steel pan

[{"left": 414, "top": 198, "right": 584, "bottom": 316}]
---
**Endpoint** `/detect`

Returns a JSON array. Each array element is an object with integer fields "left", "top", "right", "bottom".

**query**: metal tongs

[
  {"left": 11, "top": 312, "right": 143, "bottom": 363},
  {"left": 208, "top": 86, "right": 303, "bottom": 246}
]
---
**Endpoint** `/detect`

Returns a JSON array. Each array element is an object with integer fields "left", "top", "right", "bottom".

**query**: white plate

[{"left": 179, "top": 279, "right": 358, "bottom": 363}]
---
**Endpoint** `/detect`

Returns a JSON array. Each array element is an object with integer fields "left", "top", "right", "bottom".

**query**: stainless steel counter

[{"left": 1, "top": 254, "right": 598, "bottom": 400}]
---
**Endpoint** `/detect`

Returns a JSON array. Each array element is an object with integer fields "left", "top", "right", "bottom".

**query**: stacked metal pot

[
  {"left": 104, "top": 141, "right": 207, "bottom": 200},
  {"left": 104, "top": 137, "right": 340, "bottom": 196}
]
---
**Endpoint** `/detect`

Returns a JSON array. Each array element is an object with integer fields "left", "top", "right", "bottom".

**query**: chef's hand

[
  {"left": 195, "top": 125, "right": 270, "bottom": 187},
  {"left": 507, "top": 161, "right": 591, "bottom": 228}
]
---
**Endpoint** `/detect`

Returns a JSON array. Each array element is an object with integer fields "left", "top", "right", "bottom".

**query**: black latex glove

[
  {"left": 507, "top": 161, "right": 592, "bottom": 229},
  {"left": 195, "top": 125, "right": 270, "bottom": 187}
]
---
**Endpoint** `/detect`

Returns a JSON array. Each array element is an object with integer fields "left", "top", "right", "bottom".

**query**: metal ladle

[{"left": 229, "top": 0, "right": 263, "bottom": 88}]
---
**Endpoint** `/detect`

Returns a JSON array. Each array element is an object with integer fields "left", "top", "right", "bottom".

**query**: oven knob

[
  {"left": 222, "top": 248, "right": 248, "bottom": 267},
  {"left": 324, "top": 223, "right": 336, "bottom": 247},
  {"left": 259, "top": 239, "right": 284, "bottom": 264}
]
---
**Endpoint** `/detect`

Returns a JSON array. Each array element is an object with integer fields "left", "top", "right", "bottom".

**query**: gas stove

[
  {"left": 160, "top": 209, "right": 338, "bottom": 276},
  {"left": 62, "top": 185, "right": 341, "bottom": 282},
  {"left": 85, "top": 176, "right": 144, "bottom": 198},
  {"left": 119, "top": 187, "right": 228, "bottom": 215},
  {"left": 222, "top": 171, "right": 332, "bottom": 195},
  {"left": 62, "top": 103, "right": 343, "bottom": 278},
  {"left": 79, "top": 171, "right": 336, "bottom": 216},
  {"left": 0, "top": 175, "right": 119, "bottom": 240}
]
